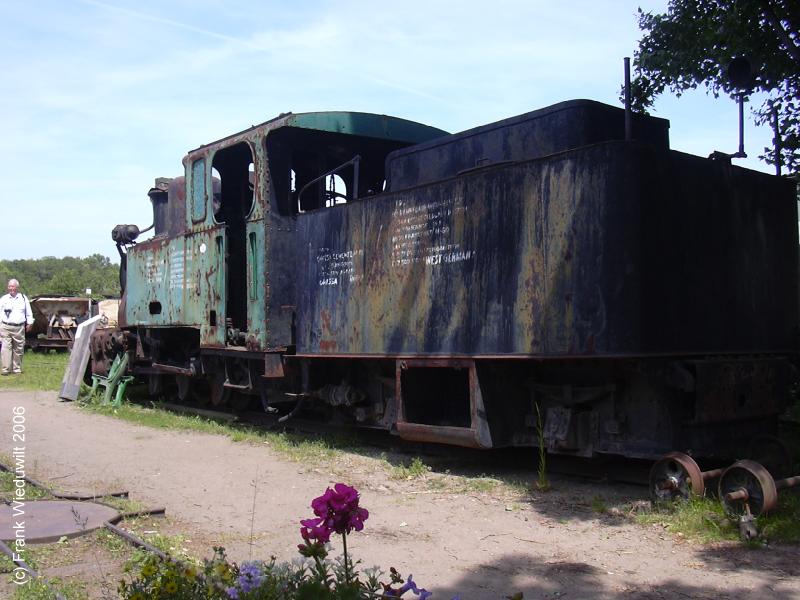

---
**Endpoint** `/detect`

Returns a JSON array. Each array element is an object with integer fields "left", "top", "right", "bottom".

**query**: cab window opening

[
  {"left": 190, "top": 158, "right": 207, "bottom": 223},
  {"left": 265, "top": 127, "right": 408, "bottom": 216}
]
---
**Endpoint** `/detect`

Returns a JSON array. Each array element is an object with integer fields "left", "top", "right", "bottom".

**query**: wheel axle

[
  {"left": 649, "top": 452, "right": 723, "bottom": 502},
  {"left": 719, "top": 460, "right": 800, "bottom": 518}
]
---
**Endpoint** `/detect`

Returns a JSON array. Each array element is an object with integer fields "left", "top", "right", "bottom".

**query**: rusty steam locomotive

[{"left": 93, "top": 99, "right": 798, "bottom": 460}]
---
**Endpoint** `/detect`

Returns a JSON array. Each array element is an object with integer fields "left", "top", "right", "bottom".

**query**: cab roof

[{"left": 190, "top": 111, "right": 449, "bottom": 154}]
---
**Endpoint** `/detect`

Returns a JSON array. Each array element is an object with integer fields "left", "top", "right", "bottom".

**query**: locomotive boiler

[{"left": 95, "top": 99, "right": 799, "bottom": 460}]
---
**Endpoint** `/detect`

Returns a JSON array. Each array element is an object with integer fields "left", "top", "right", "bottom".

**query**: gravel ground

[{"left": 1, "top": 389, "right": 799, "bottom": 599}]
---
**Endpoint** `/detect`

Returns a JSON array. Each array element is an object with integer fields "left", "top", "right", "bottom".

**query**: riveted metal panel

[
  {"left": 182, "top": 228, "right": 225, "bottom": 346},
  {"left": 125, "top": 236, "right": 186, "bottom": 326}
]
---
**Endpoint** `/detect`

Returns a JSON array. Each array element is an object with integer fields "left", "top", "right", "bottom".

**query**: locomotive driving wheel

[
  {"left": 649, "top": 452, "right": 705, "bottom": 502},
  {"left": 176, "top": 375, "right": 191, "bottom": 403},
  {"left": 209, "top": 370, "right": 230, "bottom": 407},
  {"left": 718, "top": 460, "right": 778, "bottom": 518},
  {"left": 148, "top": 374, "right": 163, "bottom": 397}
]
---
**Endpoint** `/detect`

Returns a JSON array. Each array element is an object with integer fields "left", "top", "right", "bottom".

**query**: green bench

[{"left": 90, "top": 352, "right": 134, "bottom": 406}]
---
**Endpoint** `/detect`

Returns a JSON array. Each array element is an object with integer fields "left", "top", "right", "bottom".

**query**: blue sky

[{"left": 0, "top": 0, "right": 778, "bottom": 260}]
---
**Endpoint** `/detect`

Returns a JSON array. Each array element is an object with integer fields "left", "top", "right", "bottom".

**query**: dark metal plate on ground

[{"left": 0, "top": 500, "right": 118, "bottom": 543}]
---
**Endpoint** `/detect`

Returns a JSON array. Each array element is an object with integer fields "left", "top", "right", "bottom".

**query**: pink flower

[
  {"left": 299, "top": 517, "right": 332, "bottom": 545},
  {"left": 310, "top": 483, "right": 369, "bottom": 535}
]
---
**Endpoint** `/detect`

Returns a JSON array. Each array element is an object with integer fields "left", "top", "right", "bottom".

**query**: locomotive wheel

[
  {"left": 746, "top": 435, "right": 792, "bottom": 480},
  {"left": 649, "top": 452, "right": 705, "bottom": 502},
  {"left": 718, "top": 460, "right": 778, "bottom": 518},
  {"left": 148, "top": 374, "right": 163, "bottom": 397},
  {"left": 176, "top": 375, "right": 191, "bottom": 402},
  {"left": 209, "top": 372, "right": 230, "bottom": 407},
  {"left": 192, "top": 379, "right": 211, "bottom": 407}
]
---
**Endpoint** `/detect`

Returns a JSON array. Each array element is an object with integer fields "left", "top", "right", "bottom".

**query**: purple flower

[
  {"left": 299, "top": 517, "right": 332, "bottom": 544},
  {"left": 226, "top": 586, "right": 239, "bottom": 600},
  {"left": 309, "top": 483, "right": 369, "bottom": 535},
  {"left": 398, "top": 574, "right": 418, "bottom": 595},
  {"left": 382, "top": 574, "right": 433, "bottom": 598},
  {"left": 400, "top": 574, "right": 432, "bottom": 598},
  {"left": 236, "top": 561, "right": 264, "bottom": 593},
  {"left": 298, "top": 518, "right": 331, "bottom": 557},
  {"left": 239, "top": 562, "right": 263, "bottom": 578}
]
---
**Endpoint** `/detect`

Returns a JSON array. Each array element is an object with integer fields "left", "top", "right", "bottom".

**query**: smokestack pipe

[
  {"left": 624, "top": 57, "right": 632, "bottom": 141},
  {"left": 772, "top": 107, "right": 782, "bottom": 176}
]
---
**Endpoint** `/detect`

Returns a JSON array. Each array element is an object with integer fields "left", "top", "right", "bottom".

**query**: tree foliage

[
  {"left": 0, "top": 254, "right": 120, "bottom": 298},
  {"left": 630, "top": 0, "right": 800, "bottom": 173}
]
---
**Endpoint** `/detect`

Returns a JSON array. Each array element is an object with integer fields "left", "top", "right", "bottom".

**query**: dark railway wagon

[{"left": 95, "top": 99, "right": 799, "bottom": 460}]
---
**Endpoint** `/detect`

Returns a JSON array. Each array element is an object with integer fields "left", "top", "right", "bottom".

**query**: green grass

[
  {"left": 0, "top": 552, "right": 15, "bottom": 574},
  {"left": 590, "top": 495, "right": 608, "bottom": 514},
  {"left": 135, "top": 531, "right": 191, "bottom": 558},
  {"left": 96, "top": 528, "right": 131, "bottom": 556},
  {"left": 0, "top": 542, "right": 46, "bottom": 575},
  {"left": 454, "top": 475, "right": 501, "bottom": 494},
  {"left": 0, "top": 350, "right": 69, "bottom": 392},
  {"left": 389, "top": 456, "right": 431, "bottom": 480},
  {"left": 10, "top": 577, "right": 88, "bottom": 600},
  {"left": 758, "top": 493, "right": 800, "bottom": 542},
  {"left": 79, "top": 398, "right": 338, "bottom": 464},
  {"left": 637, "top": 493, "right": 800, "bottom": 544},
  {"left": 96, "top": 495, "right": 147, "bottom": 515},
  {"left": 636, "top": 497, "right": 737, "bottom": 542},
  {"left": 122, "top": 531, "right": 199, "bottom": 578},
  {"left": 0, "top": 468, "right": 52, "bottom": 502},
  {"left": 535, "top": 402, "right": 550, "bottom": 491}
]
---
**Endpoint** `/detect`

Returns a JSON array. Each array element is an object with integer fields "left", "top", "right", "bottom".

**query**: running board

[{"left": 395, "top": 423, "right": 491, "bottom": 449}]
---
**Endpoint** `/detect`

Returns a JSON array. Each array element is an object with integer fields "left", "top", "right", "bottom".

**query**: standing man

[{"left": 0, "top": 279, "right": 34, "bottom": 375}]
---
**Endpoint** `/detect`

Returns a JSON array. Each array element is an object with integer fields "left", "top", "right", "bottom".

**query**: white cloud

[{"left": 0, "top": 0, "right": 781, "bottom": 259}]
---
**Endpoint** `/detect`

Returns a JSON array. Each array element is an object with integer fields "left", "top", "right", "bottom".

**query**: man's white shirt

[{"left": 0, "top": 293, "right": 33, "bottom": 326}]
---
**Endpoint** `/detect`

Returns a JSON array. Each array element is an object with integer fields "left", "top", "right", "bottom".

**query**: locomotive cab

[{"left": 106, "top": 112, "right": 448, "bottom": 405}]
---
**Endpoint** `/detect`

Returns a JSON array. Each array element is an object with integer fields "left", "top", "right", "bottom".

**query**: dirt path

[{"left": 2, "top": 390, "right": 798, "bottom": 599}]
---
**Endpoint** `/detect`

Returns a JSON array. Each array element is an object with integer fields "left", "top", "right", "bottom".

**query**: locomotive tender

[{"left": 97, "top": 99, "right": 798, "bottom": 460}]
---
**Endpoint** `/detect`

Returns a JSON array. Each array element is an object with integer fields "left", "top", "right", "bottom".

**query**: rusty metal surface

[
  {"left": 27, "top": 296, "right": 92, "bottom": 350},
  {"left": 387, "top": 99, "right": 669, "bottom": 191},
  {"left": 125, "top": 229, "right": 226, "bottom": 347},
  {"left": 150, "top": 362, "right": 194, "bottom": 375},
  {"left": 649, "top": 452, "right": 706, "bottom": 502},
  {"left": 28, "top": 297, "right": 91, "bottom": 336},
  {"left": 263, "top": 353, "right": 285, "bottom": 378},
  {"left": 120, "top": 112, "right": 445, "bottom": 354},
  {"left": 395, "top": 422, "right": 486, "bottom": 449},
  {"left": 110, "top": 100, "right": 798, "bottom": 459},
  {"left": 295, "top": 140, "right": 797, "bottom": 357},
  {"left": 692, "top": 359, "right": 789, "bottom": 423},
  {"left": 395, "top": 359, "right": 492, "bottom": 448},
  {"left": 0, "top": 501, "right": 118, "bottom": 543},
  {"left": 719, "top": 459, "right": 779, "bottom": 517},
  {"left": 89, "top": 328, "right": 128, "bottom": 377}
]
